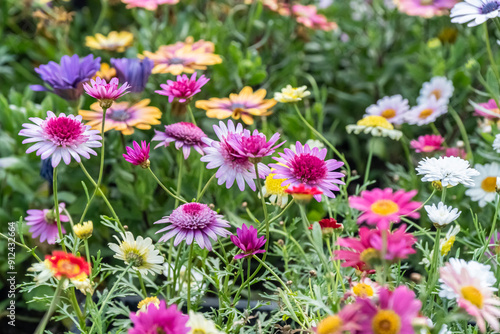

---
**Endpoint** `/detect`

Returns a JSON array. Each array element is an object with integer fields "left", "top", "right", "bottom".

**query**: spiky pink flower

[
  {"left": 26, "top": 203, "right": 68, "bottom": 244},
  {"left": 200, "top": 120, "right": 270, "bottom": 191},
  {"left": 152, "top": 122, "right": 207, "bottom": 159},
  {"left": 155, "top": 203, "right": 231, "bottom": 251},
  {"left": 19, "top": 111, "right": 102, "bottom": 168},
  {"left": 123, "top": 141, "right": 150, "bottom": 168},
  {"left": 410, "top": 134, "right": 444, "bottom": 153},
  {"left": 83, "top": 77, "right": 130, "bottom": 106},
  {"left": 349, "top": 188, "right": 421, "bottom": 229},
  {"left": 225, "top": 128, "right": 283, "bottom": 162},
  {"left": 129, "top": 300, "right": 189, "bottom": 334},
  {"left": 230, "top": 224, "right": 266, "bottom": 260},
  {"left": 155, "top": 73, "right": 210, "bottom": 103},
  {"left": 445, "top": 147, "right": 467, "bottom": 159},
  {"left": 270, "top": 142, "right": 344, "bottom": 201}
]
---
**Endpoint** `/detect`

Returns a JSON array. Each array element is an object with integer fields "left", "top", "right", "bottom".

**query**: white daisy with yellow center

[
  {"left": 351, "top": 277, "right": 379, "bottom": 299},
  {"left": 259, "top": 170, "right": 289, "bottom": 208},
  {"left": 346, "top": 115, "right": 403, "bottom": 140},
  {"left": 465, "top": 163, "right": 500, "bottom": 207},
  {"left": 71, "top": 273, "right": 94, "bottom": 295},
  {"left": 187, "top": 311, "right": 224, "bottom": 334},
  {"left": 405, "top": 96, "right": 448, "bottom": 126},
  {"left": 364, "top": 95, "right": 409, "bottom": 125},
  {"left": 417, "top": 76, "right": 453, "bottom": 104},
  {"left": 274, "top": 85, "right": 311, "bottom": 103}
]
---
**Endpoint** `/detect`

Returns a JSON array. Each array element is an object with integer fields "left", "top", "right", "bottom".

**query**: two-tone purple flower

[
  {"left": 230, "top": 224, "right": 266, "bottom": 259},
  {"left": 155, "top": 73, "right": 210, "bottom": 103},
  {"left": 110, "top": 58, "right": 154, "bottom": 93},
  {"left": 226, "top": 128, "right": 283, "bottom": 163},
  {"left": 26, "top": 203, "right": 68, "bottom": 244},
  {"left": 152, "top": 122, "right": 207, "bottom": 159}
]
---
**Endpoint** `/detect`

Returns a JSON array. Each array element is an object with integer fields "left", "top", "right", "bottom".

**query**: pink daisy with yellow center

[
  {"left": 410, "top": 134, "right": 444, "bottom": 153},
  {"left": 396, "top": 0, "right": 458, "bottom": 18}
]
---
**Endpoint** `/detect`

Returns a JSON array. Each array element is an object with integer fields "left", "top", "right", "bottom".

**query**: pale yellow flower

[
  {"left": 85, "top": 31, "right": 134, "bottom": 52},
  {"left": 346, "top": 115, "right": 402, "bottom": 140},
  {"left": 73, "top": 221, "right": 93, "bottom": 240},
  {"left": 274, "top": 85, "right": 311, "bottom": 103}
]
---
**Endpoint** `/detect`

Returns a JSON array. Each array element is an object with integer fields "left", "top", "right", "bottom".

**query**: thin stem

[
  {"left": 268, "top": 199, "right": 295, "bottom": 224},
  {"left": 187, "top": 104, "right": 197, "bottom": 126},
  {"left": 196, "top": 174, "right": 215, "bottom": 202},
  {"left": 480, "top": 194, "right": 500, "bottom": 259},
  {"left": 0, "top": 233, "right": 42, "bottom": 262},
  {"left": 449, "top": 107, "right": 473, "bottom": 164},
  {"left": 426, "top": 227, "right": 442, "bottom": 311},
  {"left": 363, "top": 139, "right": 374, "bottom": 186},
  {"left": 68, "top": 288, "right": 85, "bottom": 328},
  {"left": 85, "top": 239, "right": 92, "bottom": 273},
  {"left": 254, "top": 163, "right": 270, "bottom": 259},
  {"left": 247, "top": 258, "right": 251, "bottom": 309},
  {"left": 53, "top": 167, "right": 66, "bottom": 251},
  {"left": 484, "top": 23, "right": 500, "bottom": 80},
  {"left": 147, "top": 167, "right": 187, "bottom": 204},
  {"left": 94, "top": 0, "right": 108, "bottom": 33},
  {"left": 186, "top": 242, "right": 195, "bottom": 311},
  {"left": 175, "top": 151, "right": 184, "bottom": 208},
  {"left": 137, "top": 270, "right": 148, "bottom": 298},
  {"left": 35, "top": 279, "right": 64, "bottom": 334},
  {"left": 96, "top": 107, "right": 107, "bottom": 189},
  {"left": 298, "top": 205, "right": 331, "bottom": 271}
]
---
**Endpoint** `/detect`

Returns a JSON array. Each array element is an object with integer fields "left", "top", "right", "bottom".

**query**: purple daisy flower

[
  {"left": 83, "top": 77, "right": 130, "bottom": 107},
  {"left": 26, "top": 203, "right": 68, "bottom": 244},
  {"left": 30, "top": 54, "right": 101, "bottom": 101},
  {"left": 152, "top": 122, "right": 207, "bottom": 159},
  {"left": 123, "top": 141, "right": 150, "bottom": 168},
  {"left": 155, "top": 203, "right": 231, "bottom": 250},
  {"left": 110, "top": 58, "right": 154, "bottom": 94},
  {"left": 129, "top": 300, "right": 190, "bottom": 334},
  {"left": 270, "top": 142, "right": 345, "bottom": 201},
  {"left": 230, "top": 224, "right": 266, "bottom": 260},
  {"left": 155, "top": 73, "right": 210, "bottom": 103},
  {"left": 19, "top": 111, "right": 102, "bottom": 168},
  {"left": 200, "top": 120, "right": 270, "bottom": 191},
  {"left": 225, "top": 128, "right": 283, "bottom": 163}
]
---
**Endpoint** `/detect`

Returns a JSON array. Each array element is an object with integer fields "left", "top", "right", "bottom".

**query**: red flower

[
  {"left": 285, "top": 184, "right": 323, "bottom": 204},
  {"left": 45, "top": 251, "right": 90, "bottom": 279},
  {"left": 309, "top": 218, "right": 343, "bottom": 231}
]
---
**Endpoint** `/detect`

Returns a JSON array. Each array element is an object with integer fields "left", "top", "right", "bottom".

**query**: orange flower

[
  {"left": 93, "top": 63, "right": 117, "bottom": 82},
  {"left": 195, "top": 86, "right": 276, "bottom": 125},
  {"left": 45, "top": 251, "right": 90, "bottom": 279}
]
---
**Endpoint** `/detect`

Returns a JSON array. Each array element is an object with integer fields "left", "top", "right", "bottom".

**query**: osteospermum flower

[
  {"left": 346, "top": 116, "right": 403, "bottom": 140},
  {"left": 396, "top": 0, "right": 458, "bottom": 18},
  {"left": 260, "top": 170, "right": 289, "bottom": 208},
  {"left": 450, "top": 0, "right": 500, "bottom": 27},
  {"left": 364, "top": 95, "right": 410, "bottom": 125},
  {"left": 155, "top": 203, "right": 231, "bottom": 251},
  {"left": 465, "top": 163, "right": 500, "bottom": 207},
  {"left": 349, "top": 188, "right": 421, "bottom": 229},
  {"left": 313, "top": 303, "right": 362, "bottom": 334},
  {"left": 108, "top": 232, "right": 164, "bottom": 276},
  {"left": 225, "top": 128, "right": 283, "bottom": 162},
  {"left": 425, "top": 202, "right": 461, "bottom": 227},
  {"left": 152, "top": 122, "right": 207, "bottom": 159},
  {"left": 418, "top": 76, "right": 454, "bottom": 103},
  {"left": 129, "top": 300, "right": 189, "bottom": 334},
  {"left": 196, "top": 86, "right": 276, "bottom": 125},
  {"left": 110, "top": 58, "right": 154, "bottom": 93},
  {"left": 200, "top": 120, "right": 270, "bottom": 191},
  {"left": 439, "top": 258, "right": 500, "bottom": 332},
  {"left": 19, "top": 111, "right": 102, "bottom": 168},
  {"left": 292, "top": 4, "right": 338, "bottom": 30},
  {"left": 230, "top": 224, "right": 266, "bottom": 259},
  {"left": 123, "top": 141, "right": 150, "bottom": 168},
  {"left": 46, "top": 251, "right": 90, "bottom": 279},
  {"left": 187, "top": 311, "right": 224, "bottom": 334},
  {"left": 83, "top": 77, "right": 130, "bottom": 108},
  {"left": 26, "top": 203, "right": 68, "bottom": 244},
  {"left": 475, "top": 99, "right": 500, "bottom": 119},
  {"left": 155, "top": 73, "right": 210, "bottom": 103},
  {"left": 79, "top": 99, "right": 162, "bottom": 135},
  {"left": 271, "top": 142, "right": 344, "bottom": 201},
  {"left": 274, "top": 85, "right": 311, "bottom": 103},
  {"left": 85, "top": 31, "right": 133, "bottom": 52},
  {"left": 416, "top": 156, "right": 479, "bottom": 187},
  {"left": 405, "top": 96, "right": 448, "bottom": 126},
  {"left": 410, "top": 134, "right": 445, "bottom": 153}
]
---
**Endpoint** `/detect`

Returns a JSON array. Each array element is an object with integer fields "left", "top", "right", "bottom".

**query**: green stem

[
  {"left": 94, "top": 0, "right": 108, "bottom": 33},
  {"left": 137, "top": 270, "right": 148, "bottom": 298},
  {"left": 147, "top": 167, "right": 187, "bottom": 204},
  {"left": 484, "top": 23, "right": 500, "bottom": 80},
  {"left": 85, "top": 239, "right": 92, "bottom": 274},
  {"left": 175, "top": 151, "right": 184, "bottom": 208},
  {"left": 196, "top": 174, "right": 215, "bottom": 202},
  {"left": 97, "top": 107, "right": 107, "bottom": 189},
  {"left": 268, "top": 199, "right": 295, "bottom": 224},
  {"left": 35, "top": 279, "right": 64, "bottom": 334},
  {"left": 480, "top": 194, "right": 500, "bottom": 259},
  {"left": 254, "top": 163, "right": 270, "bottom": 259},
  {"left": 0, "top": 233, "right": 42, "bottom": 262},
  {"left": 53, "top": 167, "right": 66, "bottom": 251},
  {"left": 186, "top": 242, "right": 195, "bottom": 311},
  {"left": 247, "top": 258, "right": 251, "bottom": 309},
  {"left": 187, "top": 104, "right": 197, "bottom": 126},
  {"left": 449, "top": 107, "right": 473, "bottom": 164},
  {"left": 363, "top": 139, "right": 374, "bottom": 186},
  {"left": 68, "top": 288, "right": 85, "bottom": 328},
  {"left": 426, "top": 227, "right": 442, "bottom": 311},
  {"left": 298, "top": 205, "right": 331, "bottom": 272}
]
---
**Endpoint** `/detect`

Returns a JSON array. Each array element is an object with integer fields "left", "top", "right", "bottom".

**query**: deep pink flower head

[
  {"left": 312, "top": 302, "right": 363, "bottom": 334},
  {"left": 349, "top": 188, "right": 421, "bottom": 229},
  {"left": 123, "top": 141, "right": 150, "bottom": 168},
  {"left": 152, "top": 122, "right": 207, "bottom": 159},
  {"left": 230, "top": 224, "right": 266, "bottom": 260},
  {"left": 83, "top": 77, "right": 130, "bottom": 107},
  {"left": 155, "top": 203, "right": 231, "bottom": 250},
  {"left": 410, "top": 134, "right": 444, "bottom": 153},
  {"left": 155, "top": 73, "right": 210, "bottom": 103},
  {"left": 444, "top": 147, "right": 467, "bottom": 159},
  {"left": 357, "top": 285, "right": 422, "bottom": 334},
  {"left": 396, "top": 0, "right": 458, "bottom": 18},
  {"left": 270, "top": 142, "right": 344, "bottom": 202},
  {"left": 475, "top": 99, "right": 500, "bottom": 119},
  {"left": 129, "top": 300, "right": 189, "bottom": 334},
  {"left": 226, "top": 129, "right": 283, "bottom": 162},
  {"left": 26, "top": 203, "right": 68, "bottom": 244},
  {"left": 122, "top": 0, "right": 179, "bottom": 11},
  {"left": 334, "top": 225, "right": 417, "bottom": 271}
]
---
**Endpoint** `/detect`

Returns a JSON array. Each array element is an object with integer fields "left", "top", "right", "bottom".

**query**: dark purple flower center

[
  {"left": 169, "top": 203, "right": 216, "bottom": 230},
  {"left": 109, "top": 109, "right": 131, "bottom": 122},
  {"left": 44, "top": 117, "right": 86, "bottom": 147},
  {"left": 482, "top": 1, "right": 499, "bottom": 14},
  {"left": 289, "top": 153, "right": 327, "bottom": 184}
]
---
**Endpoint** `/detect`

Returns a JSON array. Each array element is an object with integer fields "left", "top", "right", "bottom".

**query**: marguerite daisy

[
  {"left": 416, "top": 156, "right": 479, "bottom": 187},
  {"left": 465, "top": 163, "right": 500, "bottom": 207},
  {"left": 364, "top": 95, "right": 410, "bottom": 125}
]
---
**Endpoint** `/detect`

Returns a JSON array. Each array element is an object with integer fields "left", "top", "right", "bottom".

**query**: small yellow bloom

[
  {"left": 137, "top": 296, "right": 160, "bottom": 313},
  {"left": 274, "top": 85, "right": 311, "bottom": 103},
  {"left": 85, "top": 31, "right": 134, "bottom": 52},
  {"left": 427, "top": 38, "right": 442, "bottom": 49},
  {"left": 71, "top": 273, "right": 94, "bottom": 295},
  {"left": 346, "top": 116, "right": 402, "bottom": 140},
  {"left": 93, "top": 63, "right": 116, "bottom": 82},
  {"left": 73, "top": 221, "right": 93, "bottom": 240},
  {"left": 259, "top": 171, "right": 289, "bottom": 208}
]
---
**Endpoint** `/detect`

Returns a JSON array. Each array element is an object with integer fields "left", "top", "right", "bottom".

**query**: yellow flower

[
  {"left": 73, "top": 221, "right": 93, "bottom": 240},
  {"left": 274, "top": 85, "right": 311, "bottom": 103},
  {"left": 427, "top": 38, "right": 442, "bottom": 49},
  {"left": 71, "top": 273, "right": 94, "bottom": 295},
  {"left": 85, "top": 31, "right": 134, "bottom": 52},
  {"left": 93, "top": 63, "right": 116, "bottom": 82},
  {"left": 259, "top": 171, "right": 289, "bottom": 208},
  {"left": 137, "top": 296, "right": 160, "bottom": 314},
  {"left": 346, "top": 115, "right": 402, "bottom": 140}
]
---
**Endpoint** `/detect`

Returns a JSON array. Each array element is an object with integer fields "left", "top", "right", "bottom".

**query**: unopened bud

[
  {"left": 309, "top": 270, "right": 317, "bottom": 277},
  {"left": 209, "top": 203, "right": 215, "bottom": 209},
  {"left": 124, "top": 225, "right": 129, "bottom": 230},
  {"left": 277, "top": 239, "right": 284, "bottom": 246},
  {"left": 242, "top": 202, "right": 248, "bottom": 208},
  {"left": 410, "top": 273, "right": 422, "bottom": 284},
  {"left": 279, "top": 220, "right": 284, "bottom": 226},
  {"left": 351, "top": 170, "right": 358, "bottom": 176},
  {"left": 286, "top": 280, "right": 293, "bottom": 286}
]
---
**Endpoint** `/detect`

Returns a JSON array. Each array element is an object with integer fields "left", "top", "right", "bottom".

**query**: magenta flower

[
  {"left": 270, "top": 142, "right": 344, "bottom": 201},
  {"left": 83, "top": 77, "right": 130, "bottom": 107},
  {"left": 410, "top": 134, "right": 444, "bottom": 153},
  {"left": 123, "top": 141, "right": 150, "bottom": 168},
  {"left": 19, "top": 111, "right": 102, "bottom": 168},
  {"left": 129, "top": 300, "right": 189, "bottom": 334},
  {"left": 155, "top": 203, "right": 231, "bottom": 250},
  {"left": 349, "top": 188, "right": 421, "bottom": 229},
  {"left": 155, "top": 73, "right": 210, "bottom": 103},
  {"left": 26, "top": 203, "right": 68, "bottom": 244},
  {"left": 225, "top": 129, "right": 283, "bottom": 163},
  {"left": 230, "top": 224, "right": 266, "bottom": 260},
  {"left": 152, "top": 122, "right": 207, "bottom": 159},
  {"left": 445, "top": 147, "right": 467, "bottom": 159},
  {"left": 475, "top": 99, "right": 500, "bottom": 119}
]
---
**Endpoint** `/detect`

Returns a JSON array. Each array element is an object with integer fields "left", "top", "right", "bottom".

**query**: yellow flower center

[
  {"left": 371, "top": 200, "right": 399, "bottom": 216},
  {"left": 56, "top": 260, "right": 81, "bottom": 276},
  {"left": 264, "top": 173, "right": 288, "bottom": 195},
  {"left": 353, "top": 283, "right": 374, "bottom": 298},
  {"left": 420, "top": 0, "right": 434, "bottom": 5},
  {"left": 461, "top": 286, "right": 483, "bottom": 308},
  {"left": 431, "top": 89, "right": 442, "bottom": 100},
  {"left": 357, "top": 116, "right": 394, "bottom": 129},
  {"left": 440, "top": 236, "right": 455, "bottom": 256},
  {"left": 381, "top": 109, "right": 396, "bottom": 119},
  {"left": 372, "top": 310, "right": 401, "bottom": 334},
  {"left": 481, "top": 176, "right": 497, "bottom": 192},
  {"left": 316, "top": 315, "right": 343, "bottom": 334},
  {"left": 419, "top": 108, "right": 434, "bottom": 119},
  {"left": 193, "top": 330, "right": 206, "bottom": 334},
  {"left": 137, "top": 296, "right": 160, "bottom": 310},
  {"left": 360, "top": 248, "right": 381, "bottom": 266}
]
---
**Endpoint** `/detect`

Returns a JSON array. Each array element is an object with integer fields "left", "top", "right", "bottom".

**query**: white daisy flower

[
  {"left": 274, "top": 85, "right": 311, "bottom": 103},
  {"left": 108, "top": 232, "right": 164, "bottom": 276},
  {"left": 405, "top": 96, "right": 448, "bottom": 126},
  {"left": 416, "top": 156, "right": 479, "bottom": 187},
  {"left": 465, "top": 163, "right": 500, "bottom": 207},
  {"left": 71, "top": 275, "right": 94, "bottom": 295},
  {"left": 493, "top": 133, "right": 500, "bottom": 153},
  {"left": 346, "top": 115, "right": 403, "bottom": 140},
  {"left": 417, "top": 76, "right": 454, "bottom": 104},
  {"left": 290, "top": 139, "right": 324, "bottom": 152},
  {"left": 451, "top": 0, "right": 500, "bottom": 27},
  {"left": 28, "top": 260, "right": 55, "bottom": 284},
  {"left": 364, "top": 95, "right": 410, "bottom": 125},
  {"left": 187, "top": 311, "right": 224, "bottom": 334},
  {"left": 425, "top": 202, "right": 461, "bottom": 227}
]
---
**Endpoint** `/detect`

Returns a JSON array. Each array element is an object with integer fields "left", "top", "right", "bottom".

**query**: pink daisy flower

[
  {"left": 122, "top": 0, "right": 179, "bottom": 11},
  {"left": 445, "top": 147, "right": 467, "bottom": 159},
  {"left": 129, "top": 300, "right": 189, "bottom": 334},
  {"left": 19, "top": 111, "right": 102, "bottom": 168},
  {"left": 270, "top": 142, "right": 344, "bottom": 202},
  {"left": 475, "top": 99, "right": 500, "bottom": 119},
  {"left": 155, "top": 73, "right": 210, "bottom": 103},
  {"left": 152, "top": 122, "right": 207, "bottom": 159},
  {"left": 83, "top": 77, "right": 130, "bottom": 108},
  {"left": 334, "top": 225, "right": 416, "bottom": 272},
  {"left": 123, "top": 141, "right": 150, "bottom": 168},
  {"left": 291, "top": 4, "right": 338, "bottom": 31},
  {"left": 357, "top": 285, "right": 422, "bottom": 334},
  {"left": 200, "top": 120, "right": 270, "bottom": 191},
  {"left": 26, "top": 203, "right": 68, "bottom": 244},
  {"left": 396, "top": 0, "right": 458, "bottom": 18},
  {"left": 225, "top": 128, "right": 283, "bottom": 163},
  {"left": 349, "top": 188, "right": 421, "bottom": 229},
  {"left": 155, "top": 203, "right": 231, "bottom": 250},
  {"left": 312, "top": 303, "right": 363, "bottom": 334},
  {"left": 410, "top": 134, "right": 444, "bottom": 153},
  {"left": 230, "top": 224, "right": 266, "bottom": 260}
]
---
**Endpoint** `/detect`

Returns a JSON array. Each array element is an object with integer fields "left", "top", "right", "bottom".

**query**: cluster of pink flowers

[{"left": 410, "top": 134, "right": 466, "bottom": 158}]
